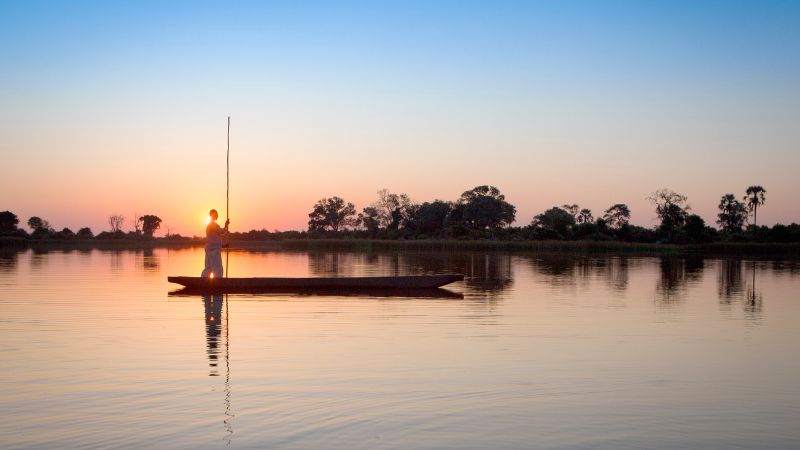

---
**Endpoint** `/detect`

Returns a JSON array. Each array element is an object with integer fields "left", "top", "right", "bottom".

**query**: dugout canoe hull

[{"left": 167, "top": 274, "right": 463, "bottom": 291}]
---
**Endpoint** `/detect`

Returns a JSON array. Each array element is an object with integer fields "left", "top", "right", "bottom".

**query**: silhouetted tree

[
  {"left": 388, "top": 208, "right": 403, "bottom": 231},
  {"left": 717, "top": 194, "right": 748, "bottom": 232},
  {"left": 577, "top": 208, "right": 594, "bottom": 224},
  {"left": 595, "top": 217, "right": 609, "bottom": 234},
  {"left": 357, "top": 206, "right": 381, "bottom": 234},
  {"left": 108, "top": 214, "right": 125, "bottom": 232},
  {"left": 532, "top": 207, "right": 575, "bottom": 237},
  {"left": 406, "top": 200, "right": 451, "bottom": 236},
  {"left": 457, "top": 185, "right": 516, "bottom": 231},
  {"left": 77, "top": 227, "right": 94, "bottom": 239},
  {"left": 685, "top": 214, "right": 707, "bottom": 242},
  {"left": 132, "top": 212, "right": 142, "bottom": 233},
  {"left": 744, "top": 185, "right": 766, "bottom": 226},
  {"left": 602, "top": 204, "right": 631, "bottom": 229},
  {"left": 561, "top": 204, "right": 580, "bottom": 220},
  {"left": 372, "top": 189, "right": 414, "bottom": 229},
  {"left": 0, "top": 211, "right": 19, "bottom": 233},
  {"left": 28, "top": 217, "right": 53, "bottom": 239},
  {"left": 140, "top": 215, "right": 162, "bottom": 236},
  {"left": 31, "top": 229, "right": 51, "bottom": 239},
  {"left": 27, "top": 216, "right": 49, "bottom": 231},
  {"left": 648, "top": 189, "right": 690, "bottom": 239},
  {"left": 572, "top": 221, "right": 599, "bottom": 239},
  {"left": 308, "top": 197, "right": 357, "bottom": 232}
]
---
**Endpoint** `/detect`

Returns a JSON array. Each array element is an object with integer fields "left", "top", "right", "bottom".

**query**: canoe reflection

[{"left": 172, "top": 287, "right": 463, "bottom": 299}]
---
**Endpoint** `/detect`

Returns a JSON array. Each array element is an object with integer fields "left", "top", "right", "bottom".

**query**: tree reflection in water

[
  {"left": 716, "top": 259, "right": 764, "bottom": 321},
  {"left": 656, "top": 257, "right": 704, "bottom": 305},
  {"left": 30, "top": 248, "right": 49, "bottom": 271},
  {"left": 110, "top": 250, "right": 124, "bottom": 272},
  {"left": 0, "top": 250, "right": 20, "bottom": 274},
  {"left": 523, "top": 255, "right": 632, "bottom": 295},
  {"left": 307, "top": 250, "right": 513, "bottom": 294},
  {"left": 745, "top": 261, "right": 763, "bottom": 317},
  {"left": 532, "top": 254, "right": 583, "bottom": 285},
  {"left": 142, "top": 248, "right": 160, "bottom": 271},
  {"left": 770, "top": 259, "right": 800, "bottom": 276},
  {"left": 599, "top": 257, "right": 629, "bottom": 292},
  {"left": 718, "top": 259, "right": 744, "bottom": 302},
  {"left": 455, "top": 253, "right": 513, "bottom": 293}
]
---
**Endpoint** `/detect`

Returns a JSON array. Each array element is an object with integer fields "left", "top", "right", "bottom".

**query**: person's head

[{"left": 209, "top": 209, "right": 218, "bottom": 221}]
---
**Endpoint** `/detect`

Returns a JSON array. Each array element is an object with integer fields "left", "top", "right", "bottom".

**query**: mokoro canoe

[
  {"left": 168, "top": 286, "right": 463, "bottom": 298},
  {"left": 167, "top": 274, "right": 463, "bottom": 291}
]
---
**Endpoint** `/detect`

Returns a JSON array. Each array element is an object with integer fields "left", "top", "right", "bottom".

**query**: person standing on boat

[{"left": 201, "top": 209, "right": 229, "bottom": 278}]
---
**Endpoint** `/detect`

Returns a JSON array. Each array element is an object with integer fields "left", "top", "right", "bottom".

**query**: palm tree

[
  {"left": 561, "top": 204, "right": 579, "bottom": 219},
  {"left": 743, "top": 186, "right": 766, "bottom": 226},
  {"left": 577, "top": 208, "right": 594, "bottom": 224}
]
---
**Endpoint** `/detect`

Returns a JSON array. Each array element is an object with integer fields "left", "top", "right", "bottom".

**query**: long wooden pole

[
  {"left": 224, "top": 118, "right": 233, "bottom": 439},
  {"left": 226, "top": 116, "right": 230, "bottom": 278},
  {"left": 227, "top": 116, "right": 230, "bottom": 222}
]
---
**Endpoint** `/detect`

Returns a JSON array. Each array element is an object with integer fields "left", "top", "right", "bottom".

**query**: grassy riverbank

[
  {"left": 3, "top": 236, "right": 800, "bottom": 257},
  {"left": 0, "top": 236, "right": 199, "bottom": 250}
]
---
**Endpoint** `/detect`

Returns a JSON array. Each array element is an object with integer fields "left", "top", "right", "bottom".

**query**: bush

[
  {"left": 95, "top": 230, "right": 127, "bottom": 240},
  {"left": 768, "top": 224, "right": 791, "bottom": 243},
  {"left": 529, "top": 226, "right": 562, "bottom": 241},
  {"left": 572, "top": 222, "right": 598, "bottom": 239},
  {"left": 626, "top": 225, "right": 658, "bottom": 243},
  {"left": 53, "top": 228, "right": 75, "bottom": 240},
  {"left": 30, "top": 228, "right": 53, "bottom": 239}
]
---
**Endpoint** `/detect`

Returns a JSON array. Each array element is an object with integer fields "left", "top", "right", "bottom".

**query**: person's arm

[{"left": 221, "top": 219, "right": 230, "bottom": 248}]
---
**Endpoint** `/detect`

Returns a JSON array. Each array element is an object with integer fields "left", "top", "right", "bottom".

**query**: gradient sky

[{"left": 1, "top": 1, "right": 798, "bottom": 235}]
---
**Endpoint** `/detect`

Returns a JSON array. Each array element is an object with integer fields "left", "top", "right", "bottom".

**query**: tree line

[
  {"left": 2, "top": 184, "right": 797, "bottom": 244},
  {"left": 301, "top": 184, "right": 798, "bottom": 243},
  {"left": 0, "top": 212, "right": 167, "bottom": 241}
]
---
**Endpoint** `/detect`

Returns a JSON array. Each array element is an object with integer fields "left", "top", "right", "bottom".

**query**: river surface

[{"left": 1, "top": 248, "right": 799, "bottom": 449}]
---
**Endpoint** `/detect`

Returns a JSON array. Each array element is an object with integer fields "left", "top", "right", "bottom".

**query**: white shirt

[{"left": 205, "top": 221, "right": 227, "bottom": 251}]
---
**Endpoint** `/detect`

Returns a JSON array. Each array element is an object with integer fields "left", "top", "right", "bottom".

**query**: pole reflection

[{"left": 201, "top": 294, "right": 234, "bottom": 444}]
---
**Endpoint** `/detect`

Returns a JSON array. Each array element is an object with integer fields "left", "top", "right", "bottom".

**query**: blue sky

[{"left": 1, "top": 1, "right": 798, "bottom": 233}]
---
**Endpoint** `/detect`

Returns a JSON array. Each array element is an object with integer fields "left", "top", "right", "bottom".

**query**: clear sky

[{"left": 1, "top": 1, "right": 798, "bottom": 235}]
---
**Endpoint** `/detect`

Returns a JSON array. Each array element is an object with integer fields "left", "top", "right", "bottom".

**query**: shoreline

[{"left": 2, "top": 236, "right": 800, "bottom": 257}]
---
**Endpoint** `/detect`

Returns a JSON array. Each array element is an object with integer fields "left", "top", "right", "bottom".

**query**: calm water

[{"left": 1, "top": 248, "right": 799, "bottom": 449}]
